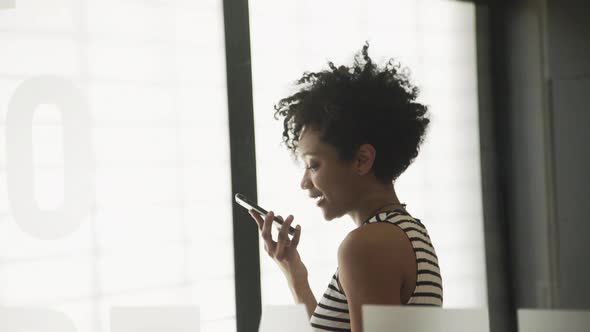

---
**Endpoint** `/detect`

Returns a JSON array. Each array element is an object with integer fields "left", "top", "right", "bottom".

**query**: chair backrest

[
  {"left": 363, "top": 305, "right": 490, "bottom": 332},
  {"left": 110, "top": 306, "right": 200, "bottom": 332},
  {"left": 258, "top": 304, "right": 313, "bottom": 332},
  {"left": 0, "top": 307, "right": 77, "bottom": 332},
  {"left": 518, "top": 309, "right": 590, "bottom": 332}
]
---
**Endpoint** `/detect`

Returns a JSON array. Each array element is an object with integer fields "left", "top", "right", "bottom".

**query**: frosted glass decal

[
  {"left": 6, "top": 76, "right": 93, "bottom": 240},
  {"left": 0, "top": 0, "right": 15, "bottom": 10}
]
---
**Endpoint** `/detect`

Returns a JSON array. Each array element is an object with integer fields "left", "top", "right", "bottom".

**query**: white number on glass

[{"left": 6, "top": 76, "right": 93, "bottom": 239}]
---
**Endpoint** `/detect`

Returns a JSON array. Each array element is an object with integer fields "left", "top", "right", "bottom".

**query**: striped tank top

[{"left": 309, "top": 210, "right": 443, "bottom": 331}]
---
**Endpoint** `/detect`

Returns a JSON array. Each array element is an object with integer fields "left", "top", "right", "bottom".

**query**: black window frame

[{"left": 223, "top": 1, "right": 515, "bottom": 331}]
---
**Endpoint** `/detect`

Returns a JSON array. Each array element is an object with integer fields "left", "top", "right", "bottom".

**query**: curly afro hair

[{"left": 273, "top": 43, "right": 430, "bottom": 184}]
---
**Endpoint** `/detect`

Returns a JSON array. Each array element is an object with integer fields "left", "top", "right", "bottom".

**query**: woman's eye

[{"left": 307, "top": 164, "right": 318, "bottom": 171}]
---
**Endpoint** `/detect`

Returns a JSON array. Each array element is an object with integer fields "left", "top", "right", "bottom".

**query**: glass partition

[{"left": 0, "top": 1, "right": 235, "bottom": 331}]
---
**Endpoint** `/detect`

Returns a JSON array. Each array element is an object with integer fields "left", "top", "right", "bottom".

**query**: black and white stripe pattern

[{"left": 309, "top": 210, "right": 443, "bottom": 331}]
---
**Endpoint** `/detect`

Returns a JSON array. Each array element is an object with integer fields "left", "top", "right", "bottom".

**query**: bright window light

[
  {"left": 249, "top": 0, "right": 487, "bottom": 308},
  {"left": 0, "top": 1, "right": 235, "bottom": 331}
]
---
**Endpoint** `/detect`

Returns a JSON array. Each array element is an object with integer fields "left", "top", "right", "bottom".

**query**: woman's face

[{"left": 297, "top": 127, "right": 360, "bottom": 220}]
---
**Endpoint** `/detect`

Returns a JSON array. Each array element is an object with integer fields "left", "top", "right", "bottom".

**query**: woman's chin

[
  {"left": 320, "top": 204, "right": 338, "bottom": 221},
  {"left": 317, "top": 199, "right": 343, "bottom": 221}
]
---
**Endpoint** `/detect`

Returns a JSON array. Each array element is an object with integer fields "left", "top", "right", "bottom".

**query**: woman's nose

[{"left": 300, "top": 170, "right": 311, "bottom": 190}]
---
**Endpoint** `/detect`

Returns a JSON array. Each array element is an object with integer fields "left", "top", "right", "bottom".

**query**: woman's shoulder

[
  {"left": 338, "top": 219, "right": 414, "bottom": 264},
  {"left": 336, "top": 217, "right": 417, "bottom": 301}
]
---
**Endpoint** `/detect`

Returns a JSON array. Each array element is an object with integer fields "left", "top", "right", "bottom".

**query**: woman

[{"left": 249, "top": 44, "right": 443, "bottom": 332}]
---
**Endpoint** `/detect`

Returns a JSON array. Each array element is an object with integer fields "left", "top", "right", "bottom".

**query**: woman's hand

[
  {"left": 249, "top": 210, "right": 318, "bottom": 319},
  {"left": 248, "top": 210, "right": 308, "bottom": 287}
]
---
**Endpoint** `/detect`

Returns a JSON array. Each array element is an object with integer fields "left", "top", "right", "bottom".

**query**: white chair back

[
  {"left": 363, "top": 305, "right": 489, "bottom": 332},
  {"left": 111, "top": 306, "right": 200, "bottom": 332},
  {"left": 0, "top": 307, "right": 77, "bottom": 332},
  {"left": 518, "top": 309, "right": 590, "bottom": 332},
  {"left": 258, "top": 304, "right": 313, "bottom": 332}
]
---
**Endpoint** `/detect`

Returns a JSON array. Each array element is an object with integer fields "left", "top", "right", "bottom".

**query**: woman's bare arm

[
  {"left": 289, "top": 278, "right": 318, "bottom": 319},
  {"left": 248, "top": 210, "right": 317, "bottom": 319},
  {"left": 338, "top": 223, "right": 414, "bottom": 332}
]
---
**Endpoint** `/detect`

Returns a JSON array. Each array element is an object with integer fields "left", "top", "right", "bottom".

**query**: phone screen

[{"left": 234, "top": 193, "right": 296, "bottom": 236}]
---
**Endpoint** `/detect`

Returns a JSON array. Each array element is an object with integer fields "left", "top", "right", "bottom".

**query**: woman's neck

[{"left": 348, "top": 183, "right": 404, "bottom": 228}]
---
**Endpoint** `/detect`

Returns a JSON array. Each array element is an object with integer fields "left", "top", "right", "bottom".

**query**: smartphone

[{"left": 234, "top": 193, "right": 296, "bottom": 237}]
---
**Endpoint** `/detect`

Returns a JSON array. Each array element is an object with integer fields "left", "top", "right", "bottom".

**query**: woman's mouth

[{"left": 315, "top": 196, "right": 325, "bottom": 206}]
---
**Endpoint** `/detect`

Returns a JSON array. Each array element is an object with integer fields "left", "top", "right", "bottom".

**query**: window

[
  {"left": 0, "top": 1, "right": 235, "bottom": 331},
  {"left": 250, "top": 0, "right": 487, "bottom": 308}
]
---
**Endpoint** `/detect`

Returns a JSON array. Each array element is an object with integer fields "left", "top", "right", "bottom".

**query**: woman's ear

[{"left": 355, "top": 144, "right": 376, "bottom": 175}]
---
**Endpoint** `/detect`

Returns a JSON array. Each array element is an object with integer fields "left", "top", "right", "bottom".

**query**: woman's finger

[
  {"left": 275, "top": 215, "right": 294, "bottom": 259},
  {"left": 277, "top": 215, "right": 293, "bottom": 244},
  {"left": 291, "top": 224, "right": 302, "bottom": 247},
  {"left": 248, "top": 210, "right": 263, "bottom": 230},
  {"left": 261, "top": 211, "right": 276, "bottom": 253}
]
